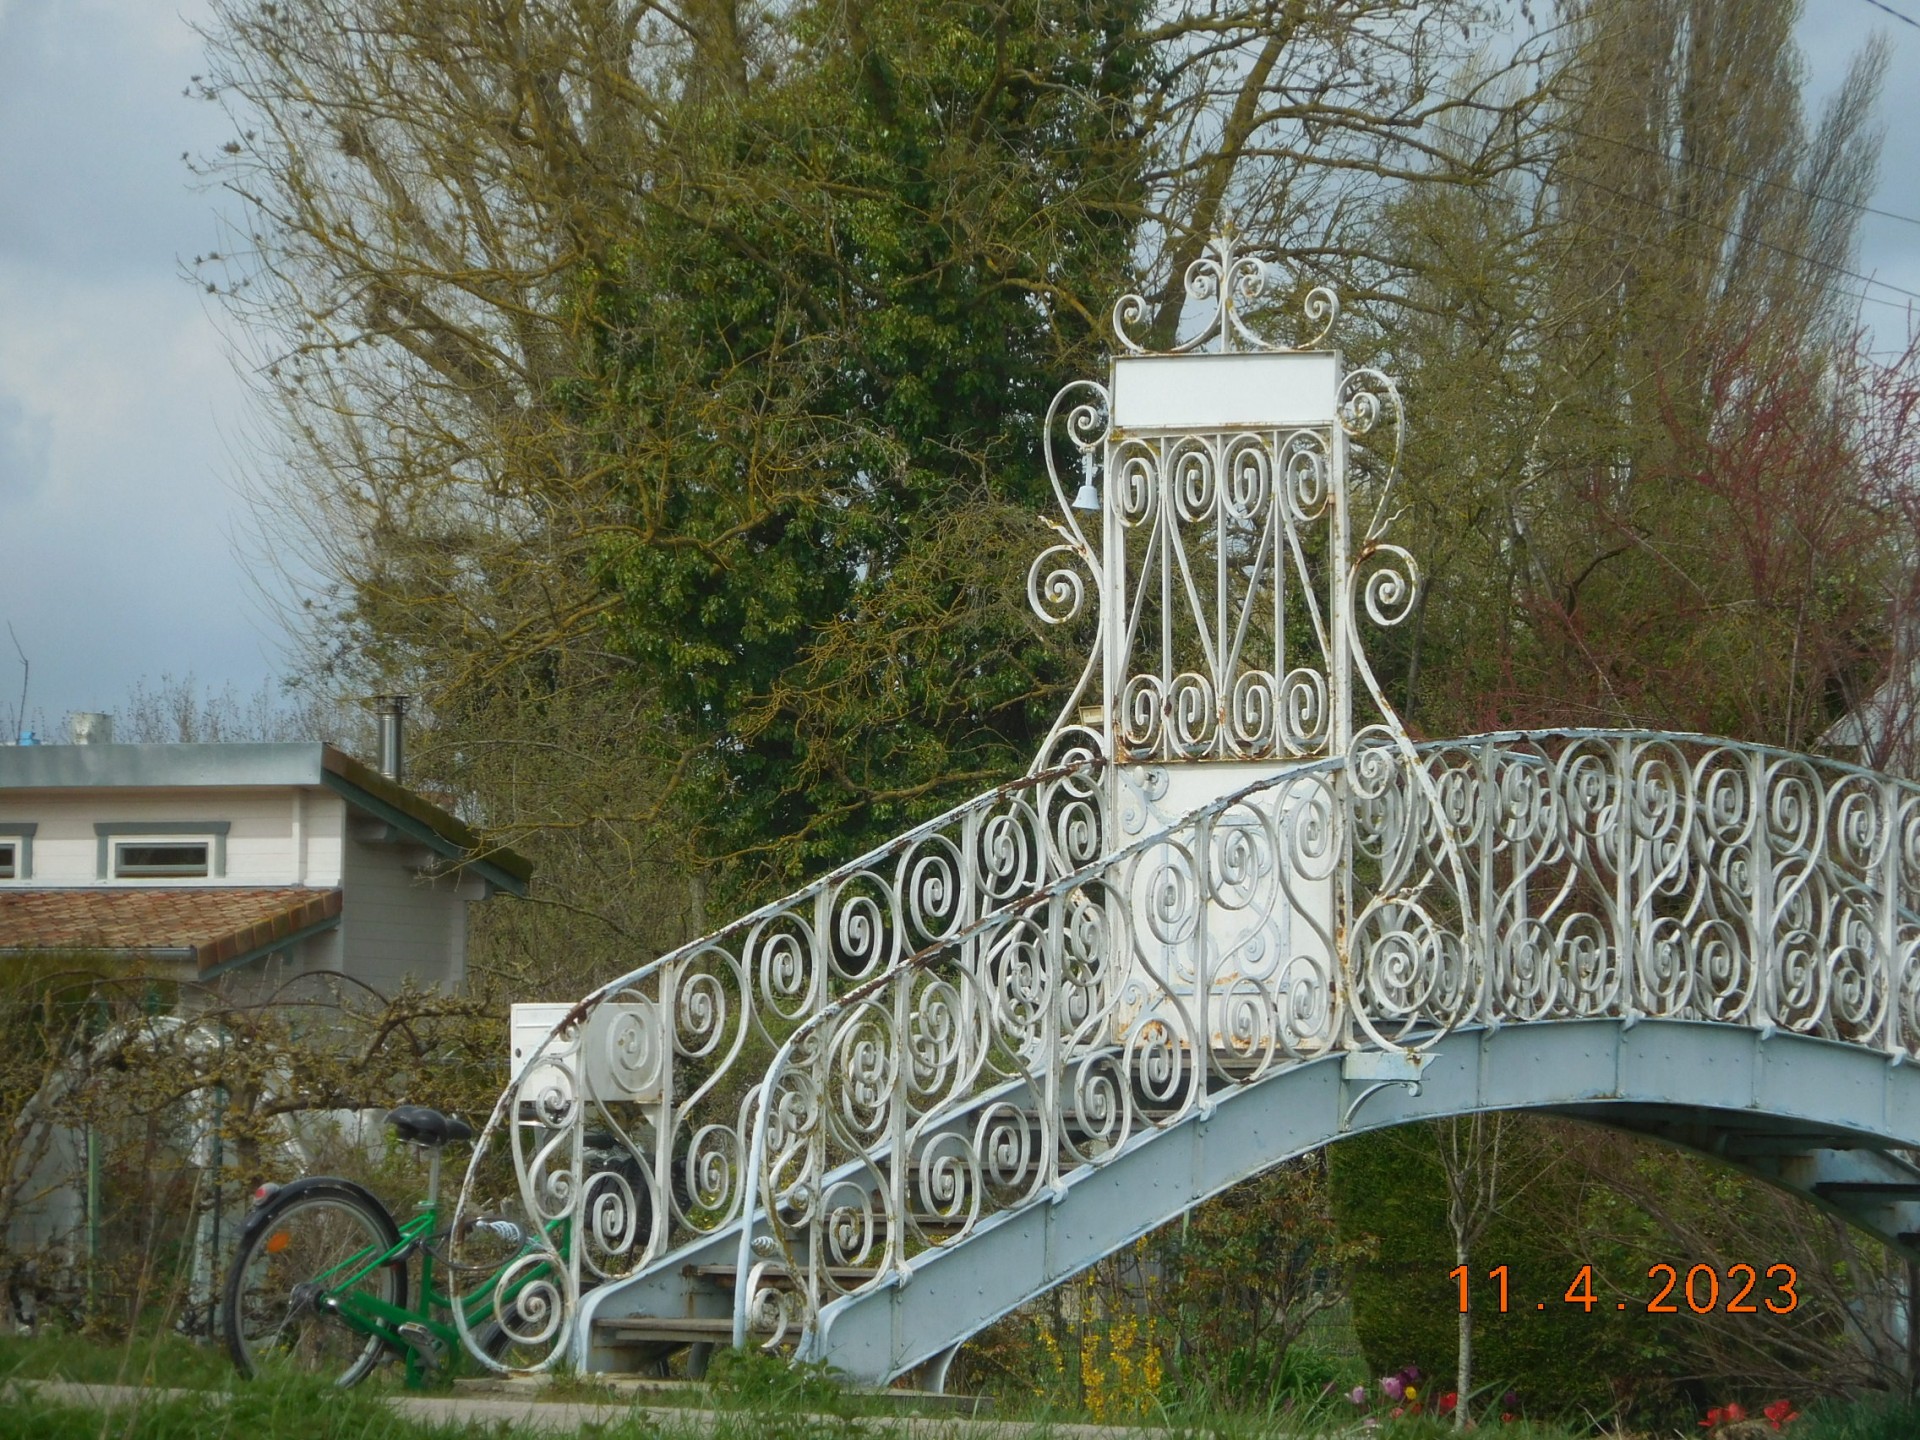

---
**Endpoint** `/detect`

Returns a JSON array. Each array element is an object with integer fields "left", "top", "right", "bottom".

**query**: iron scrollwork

[
  {"left": 735, "top": 732, "right": 1920, "bottom": 1360},
  {"left": 453, "top": 236, "right": 1920, "bottom": 1381}
]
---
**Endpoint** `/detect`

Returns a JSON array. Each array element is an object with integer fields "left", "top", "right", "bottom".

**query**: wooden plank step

[
  {"left": 593, "top": 1315, "right": 775, "bottom": 1342},
  {"left": 686, "top": 1264, "right": 876, "bottom": 1285}
]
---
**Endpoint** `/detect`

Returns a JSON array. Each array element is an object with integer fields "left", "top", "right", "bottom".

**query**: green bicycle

[{"left": 221, "top": 1104, "right": 565, "bottom": 1388}]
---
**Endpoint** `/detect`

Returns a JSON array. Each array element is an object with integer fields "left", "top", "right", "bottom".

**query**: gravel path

[{"left": 8, "top": 1378, "right": 1154, "bottom": 1439}]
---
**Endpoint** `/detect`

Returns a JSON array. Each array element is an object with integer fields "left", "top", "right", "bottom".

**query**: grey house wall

[{"left": 336, "top": 821, "right": 483, "bottom": 995}]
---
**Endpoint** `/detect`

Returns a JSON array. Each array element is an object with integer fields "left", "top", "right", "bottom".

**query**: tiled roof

[{"left": 0, "top": 888, "right": 342, "bottom": 974}]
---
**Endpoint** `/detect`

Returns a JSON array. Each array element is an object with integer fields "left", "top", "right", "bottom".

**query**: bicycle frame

[{"left": 282, "top": 1146, "right": 569, "bottom": 1387}]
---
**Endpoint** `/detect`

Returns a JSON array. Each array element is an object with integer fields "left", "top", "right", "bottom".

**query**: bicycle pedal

[{"left": 395, "top": 1321, "right": 446, "bottom": 1369}]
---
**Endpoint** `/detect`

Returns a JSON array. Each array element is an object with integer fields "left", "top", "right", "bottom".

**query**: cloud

[
  {"left": 0, "top": 0, "right": 231, "bottom": 278},
  {"left": 0, "top": 0, "right": 292, "bottom": 720},
  {"left": 0, "top": 391, "right": 50, "bottom": 505}
]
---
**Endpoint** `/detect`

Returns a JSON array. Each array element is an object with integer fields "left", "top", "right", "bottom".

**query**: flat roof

[{"left": 0, "top": 742, "right": 530, "bottom": 897}]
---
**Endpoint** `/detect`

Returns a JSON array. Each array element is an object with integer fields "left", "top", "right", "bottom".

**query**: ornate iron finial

[
  {"left": 1031, "top": 237, "right": 1413, "bottom": 773},
  {"left": 1111, "top": 230, "right": 1339, "bottom": 356}
]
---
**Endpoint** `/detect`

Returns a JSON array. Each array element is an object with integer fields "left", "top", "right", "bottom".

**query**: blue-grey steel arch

[
  {"left": 792, "top": 1019, "right": 1920, "bottom": 1383},
  {"left": 446, "top": 236, "right": 1920, "bottom": 1389}
]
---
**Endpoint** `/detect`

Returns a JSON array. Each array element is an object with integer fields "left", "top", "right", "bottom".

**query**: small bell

[{"left": 1071, "top": 450, "right": 1100, "bottom": 512}]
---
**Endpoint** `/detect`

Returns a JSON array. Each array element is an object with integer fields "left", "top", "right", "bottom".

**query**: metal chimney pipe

[{"left": 374, "top": 695, "right": 408, "bottom": 783}]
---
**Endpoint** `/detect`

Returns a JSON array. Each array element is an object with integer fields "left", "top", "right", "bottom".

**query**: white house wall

[
  {"left": 0, "top": 788, "right": 347, "bottom": 887},
  {"left": 2, "top": 783, "right": 479, "bottom": 995}
]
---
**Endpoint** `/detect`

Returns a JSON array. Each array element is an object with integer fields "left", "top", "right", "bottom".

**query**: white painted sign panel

[{"left": 1110, "top": 351, "right": 1339, "bottom": 432}]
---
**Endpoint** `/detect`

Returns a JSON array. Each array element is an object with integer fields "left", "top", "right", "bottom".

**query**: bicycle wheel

[
  {"left": 471, "top": 1269, "right": 592, "bottom": 1372},
  {"left": 473, "top": 1297, "right": 544, "bottom": 1371},
  {"left": 223, "top": 1178, "right": 407, "bottom": 1387}
]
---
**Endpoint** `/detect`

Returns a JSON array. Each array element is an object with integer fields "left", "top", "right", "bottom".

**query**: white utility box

[{"left": 509, "top": 999, "right": 667, "bottom": 1108}]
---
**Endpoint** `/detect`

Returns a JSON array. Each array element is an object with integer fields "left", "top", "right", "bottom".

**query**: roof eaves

[
  {"left": 0, "top": 946, "right": 195, "bottom": 962},
  {"left": 0, "top": 742, "right": 327, "bottom": 790},
  {"left": 319, "top": 747, "right": 531, "bottom": 897},
  {"left": 197, "top": 908, "right": 344, "bottom": 981}
]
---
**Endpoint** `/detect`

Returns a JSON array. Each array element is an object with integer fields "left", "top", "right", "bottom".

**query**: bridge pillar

[{"left": 1029, "top": 235, "right": 1418, "bottom": 1060}]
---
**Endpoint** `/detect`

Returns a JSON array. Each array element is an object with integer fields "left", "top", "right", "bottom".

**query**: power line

[
  {"left": 1419, "top": 115, "right": 1920, "bottom": 316},
  {"left": 1525, "top": 182, "right": 1914, "bottom": 321},
  {"left": 1859, "top": 0, "right": 1920, "bottom": 31},
  {"left": 1409, "top": 35, "right": 1920, "bottom": 325},
  {"left": 1565, "top": 205, "right": 1915, "bottom": 321},
  {"left": 1562, "top": 165, "right": 1920, "bottom": 310},
  {"left": 1564, "top": 123, "right": 1920, "bottom": 232},
  {"left": 1551, "top": 166, "right": 1920, "bottom": 324}
]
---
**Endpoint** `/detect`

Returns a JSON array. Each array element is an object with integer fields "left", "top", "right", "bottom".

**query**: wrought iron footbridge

[{"left": 447, "top": 237, "right": 1920, "bottom": 1386}]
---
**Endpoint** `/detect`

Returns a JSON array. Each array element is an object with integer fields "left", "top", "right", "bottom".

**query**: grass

[
  {"left": 0, "top": 1326, "right": 234, "bottom": 1390},
  {"left": 0, "top": 1376, "right": 421, "bottom": 1440},
  {"left": 1794, "top": 1394, "right": 1920, "bottom": 1440},
  {"left": 0, "top": 1383, "right": 908, "bottom": 1440},
  {"left": 5, "top": 1330, "right": 1920, "bottom": 1438},
  {"left": 0, "top": 1371, "right": 1591, "bottom": 1440}
]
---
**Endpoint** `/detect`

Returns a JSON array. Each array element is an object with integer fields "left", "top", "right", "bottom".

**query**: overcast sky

[{"left": 1, "top": 1, "right": 1917, "bottom": 740}]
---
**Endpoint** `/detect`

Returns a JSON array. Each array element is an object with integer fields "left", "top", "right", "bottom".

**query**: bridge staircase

[{"left": 447, "top": 237, "right": 1920, "bottom": 1386}]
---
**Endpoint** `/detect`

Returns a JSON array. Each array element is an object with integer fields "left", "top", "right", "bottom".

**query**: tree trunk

[
  {"left": 1455, "top": 1241, "right": 1473, "bottom": 1428},
  {"left": 1907, "top": 1255, "right": 1918, "bottom": 1403}
]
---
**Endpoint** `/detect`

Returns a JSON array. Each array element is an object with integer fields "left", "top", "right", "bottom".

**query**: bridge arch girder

[{"left": 801, "top": 1019, "right": 1920, "bottom": 1384}]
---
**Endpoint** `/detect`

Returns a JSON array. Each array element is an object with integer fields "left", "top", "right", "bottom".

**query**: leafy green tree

[
  {"left": 201, "top": 0, "right": 1545, "bottom": 911},
  {"left": 1331, "top": 1120, "right": 1682, "bottom": 1424},
  {"left": 572, "top": 0, "right": 1146, "bottom": 888},
  {"left": 1332, "top": 3, "right": 1920, "bottom": 1420},
  {"left": 1159, "top": 1157, "right": 1364, "bottom": 1408},
  {"left": 1335, "top": 1116, "right": 1910, "bottom": 1421}
]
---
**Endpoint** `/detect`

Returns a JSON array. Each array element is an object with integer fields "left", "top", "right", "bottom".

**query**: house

[
  {"left": 1821, "top": 650, "right": 1920, "bottom": 780},
  {"left": 0, "top": 716, "right": 529, "bottom": 997}
]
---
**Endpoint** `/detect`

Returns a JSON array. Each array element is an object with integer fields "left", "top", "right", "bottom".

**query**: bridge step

[
  {"left": 686, "top": 1265, "right": 877, "bottom": 1287},
  {"left": 594, "top": 1316, "right": 774, "bottom": 1344},
  {"left": 573, "top": 1052, "right": 1282, "bottom": 1379},
  {"left": 1812, "top": 1181, "right": 1920, "bottom": 1199},
  {"left": 577, "top": 1071, "right": 1180, "bottom": 1377}
]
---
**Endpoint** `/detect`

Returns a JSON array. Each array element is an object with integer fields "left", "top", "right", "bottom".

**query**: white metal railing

[
  {"left": 445, "top": 239, "right": 1920, "bottom": 1374},
  {"left": 447, "top": 746, "right": 1112, "bottom": 1370},
  {"left": 731, "top": 729, "right": 1920, "bottom": 1355},
  {"left": 1026, "top": 232, "right": 1411, "bottom": 776}
]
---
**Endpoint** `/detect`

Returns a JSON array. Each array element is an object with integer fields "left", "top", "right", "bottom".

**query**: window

[
  {"left": 94, "top": 822, "right": 228, "bottom": 881},
  {"left": 113, "top": 840, "right": 210, "bottom": 879},
  {"left": 0, "top": 824, "right": 32, "bottom": 881}
]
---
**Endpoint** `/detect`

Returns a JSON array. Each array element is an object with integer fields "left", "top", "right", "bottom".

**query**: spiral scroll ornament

[
  {"left": 454, "top": 237, "right": 1920, "bottom": 1383},
  {"left": 457, "top": 721, "right": 1920, "bottom": 1374},
  {"left": 445, "top": 758, "right": 1111, "bottom": 1371},
  {"left": 1112, "top": 232, "right": 1339, "bottom": 355},
  {"left": 1041, "top": 244, "right": 1425, "bottom": 772}
]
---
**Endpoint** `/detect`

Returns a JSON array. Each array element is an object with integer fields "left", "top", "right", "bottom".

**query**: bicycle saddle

[{"left": 386, "top": 1105, "right": 475, "bottom": 1147}]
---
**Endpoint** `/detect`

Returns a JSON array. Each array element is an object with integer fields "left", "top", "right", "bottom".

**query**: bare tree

[
  {"left": 191, "top": 0, "right": 1563, "bottom": 924},
  {"left": 1439, "top": 1113, "right": 1505, "bottom": 1427}
]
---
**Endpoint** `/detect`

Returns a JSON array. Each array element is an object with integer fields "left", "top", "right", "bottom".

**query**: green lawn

[
  {"left": 0, "top": 1328, "right": 234, "bottom": 1390},
  {"left": 2, "top": 1331, "right": 1916, "bottom": 1438}
]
